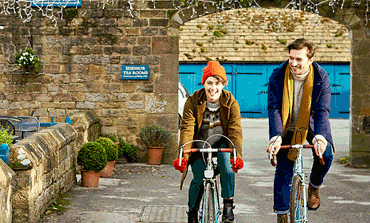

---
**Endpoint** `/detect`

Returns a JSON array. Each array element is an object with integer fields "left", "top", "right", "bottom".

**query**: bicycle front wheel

[
  {"left": 202, "top": 182, "right": 215, "bottom": 222},
  {"left": 290, "top": 175, "right": 306, "bottom": 222}
]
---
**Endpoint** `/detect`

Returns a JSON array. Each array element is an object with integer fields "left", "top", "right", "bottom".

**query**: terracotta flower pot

[
  {"left": 81, "top": 170, "right": 101, "bottom": 188},
  {"left": 100, "top": 160, "right": 116, "bottom": 177},
  {"left": 147, "top": 146, "right": 164, "bottom": 165}
]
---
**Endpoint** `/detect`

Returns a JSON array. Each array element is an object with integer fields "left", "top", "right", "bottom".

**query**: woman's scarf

[{"left": 282, "top": 64, "right": 314, "bottom": 161}]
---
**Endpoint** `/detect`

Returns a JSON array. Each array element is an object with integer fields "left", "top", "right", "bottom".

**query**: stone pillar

[{"left": 349, "top": 26, "right": 370, "bottom": 167}]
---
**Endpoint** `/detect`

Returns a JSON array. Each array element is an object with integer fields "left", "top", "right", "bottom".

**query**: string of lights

[{"left": 0, "top": 0, "right": 368, "bottom": 27}]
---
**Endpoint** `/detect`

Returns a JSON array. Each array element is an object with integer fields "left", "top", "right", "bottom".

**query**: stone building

[
  {"left": 0, "top": 0, "right": 369, "bottom": 166},
  {"left": 177, "top": 8, "right": 352, "bottom": 119}
]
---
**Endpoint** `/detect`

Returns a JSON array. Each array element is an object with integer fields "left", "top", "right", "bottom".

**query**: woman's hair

[{"left": 287, "top": 38, "right": 316, "bottom": 59}]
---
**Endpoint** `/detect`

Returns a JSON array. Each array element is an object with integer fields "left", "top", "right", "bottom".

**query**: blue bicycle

[
  {"left": 270, "top": 144, "right": 325, "bottom": 222},
  {"left": 179, "top": 135, "right": 237, "bottom": 223}
]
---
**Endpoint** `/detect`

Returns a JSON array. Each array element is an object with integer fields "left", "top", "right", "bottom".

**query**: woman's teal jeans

[{"left": 188, "top": 152, "right": 235, "bottom": 212}]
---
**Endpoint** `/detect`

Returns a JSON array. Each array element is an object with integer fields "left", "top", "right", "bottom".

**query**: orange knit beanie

[{"left": 202, "top": 61, "right": 227, "bottom": 84}]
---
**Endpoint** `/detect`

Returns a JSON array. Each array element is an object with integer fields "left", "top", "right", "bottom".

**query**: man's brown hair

[{"left": 287, "top": 38, "right": 316, "bottom": 59}]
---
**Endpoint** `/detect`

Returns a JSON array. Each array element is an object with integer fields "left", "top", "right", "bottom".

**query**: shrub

[
  {"left": 0, "top": 126, "right": 13, "bottom": 146},
  {"left": 108, "top": 134, "right": 117, "bottom": 143},
  {"left": 118, "top": 137, "right": 140, "bottom": 162},
  {"left": 139, "top": 125, "right": 171, "bottom": 147},
  {"left": 118, "top": 137, "right": 127, "bottom": 157},
  {"left": 125, "top": 144, "right": 140, "bottom": 161},
  {"left": 96, "top": 137, "right": 118, "bottom": 162},
  {"left": 77, "top": 142, "right": 107, "bottom": 171}
]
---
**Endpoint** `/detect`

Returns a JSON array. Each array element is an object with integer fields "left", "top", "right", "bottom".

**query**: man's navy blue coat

[{"left": 267, "top": 60, "right": 333, "bottom": 146}]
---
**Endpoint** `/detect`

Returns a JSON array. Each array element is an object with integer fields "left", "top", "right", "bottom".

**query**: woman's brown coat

[{"left": 178, "top": 88, "right": 243, "bottom": 189}]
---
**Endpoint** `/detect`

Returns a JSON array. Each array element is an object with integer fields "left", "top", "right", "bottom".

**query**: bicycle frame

[
  {"left": 292, "top": 147, "right": 308, "bottom": 223},
  {"left": 200, "top": 152, "right": 221, "bottom": 223}
]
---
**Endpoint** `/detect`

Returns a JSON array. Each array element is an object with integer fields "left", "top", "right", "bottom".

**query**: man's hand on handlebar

[
  {"left": 174, "top": 157, "right": 187, "bottom": 173},
  {"left": 314, "top": 141, "right": 326, "bottom": 157},
  {"left": 266, "top": 141, "right": 281, "bottom": 160}
]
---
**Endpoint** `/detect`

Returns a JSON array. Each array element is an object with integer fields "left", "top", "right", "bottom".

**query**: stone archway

[{"left": 170, "top": 1, "right": 370, "bottom": 167}]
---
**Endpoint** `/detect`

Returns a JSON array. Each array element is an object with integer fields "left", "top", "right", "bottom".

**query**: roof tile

[{"left": 179, "top": 8, "right": 350, "bottom": 63}]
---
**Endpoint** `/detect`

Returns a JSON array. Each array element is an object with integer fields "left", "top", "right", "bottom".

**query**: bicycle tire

[
  {"left": 202, "top": 182, "right": 215, "bottom": 222},
  {"left": 290, "top": 175, "right": 305, "bottom": 223}
]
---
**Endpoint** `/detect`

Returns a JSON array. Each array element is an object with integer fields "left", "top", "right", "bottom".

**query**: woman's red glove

[
  {"left": 230, "top": 157, "right": 244, "bottom": 173},
  {"left": 174, "top": 158, "right": 187, "bottom": 172}
]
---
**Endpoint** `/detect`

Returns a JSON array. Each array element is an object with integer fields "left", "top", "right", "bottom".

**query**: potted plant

[
  {"left": 0, "top": 126, "right": 13, "bottom": 146},
  {"left": 0, "top": 126, "right": 13, "bottom": 165},
  {"left": 14, "top": 47, "right": 41, "bottom": 73},
  {"left": 139, "top": 125, "right": 171, "bottom": 165},
  {"left": 96, "top": 137, "right": 118, "bottom": 177},
  {"left": 77, "top": 142, "right": 107, "bottom": 188}
]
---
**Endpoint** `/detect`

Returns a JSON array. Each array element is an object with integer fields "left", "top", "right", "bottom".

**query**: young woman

[{"left": 174, "top": 61, "right": 244, "bottom": 223}]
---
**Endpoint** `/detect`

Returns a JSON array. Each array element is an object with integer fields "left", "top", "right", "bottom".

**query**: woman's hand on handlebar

[
  {"left": 174, "top": 157, "right": 187, "bottom": 173},
  {"left": 230, "top": 157, "right": 244, "bottom": 173}
]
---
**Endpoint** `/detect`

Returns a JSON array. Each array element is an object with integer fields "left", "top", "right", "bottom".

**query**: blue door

[
  {"left": 320, "top": 64, "right": 350, "bottom": 119},
  {"left": 222, "top": 64, "right": 235, "bottom": 94},
  {"left": 333, "top": 65, "right": 350, "bottom": 119},
  {"left": 320, "top": 65, "right": 336, "bottom": 118},
  {"left": 179, "top": 64, "right": 203, "bottom": 94},
  {"left": 179, "top": 63, "right": 350, "bottom": 119},
  {"left": 235, "top": 65, "right": 268, "bottom": 118}
]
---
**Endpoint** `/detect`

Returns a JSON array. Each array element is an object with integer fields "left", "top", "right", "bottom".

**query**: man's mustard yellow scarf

[{"left": 282, "top": 65, "right": 314, "bottom": 161}]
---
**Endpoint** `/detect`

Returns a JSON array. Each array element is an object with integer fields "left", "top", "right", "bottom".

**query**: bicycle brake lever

[
  {"left": 269, "top": 147, "right": 276, "bottom": 166},
  {"left": 233, "top": 146, "right": 236, "bottom": 164},
  {"left": 317, "top": 144, "right": 326, "bottom": 166},
  {"left": 179, "top": 146, "right": 183, "bottom": 166}
]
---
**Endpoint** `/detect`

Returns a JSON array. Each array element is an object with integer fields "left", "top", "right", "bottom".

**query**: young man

[{"left": 267, "top": 38, "right": 334, "bottom": 222}]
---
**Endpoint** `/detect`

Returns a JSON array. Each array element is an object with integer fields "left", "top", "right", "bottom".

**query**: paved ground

[{"left": 39, "top": 119, "right": 370, "bottom": 223}]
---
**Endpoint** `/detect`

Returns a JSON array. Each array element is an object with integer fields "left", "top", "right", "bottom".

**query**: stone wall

[
  {"left": 70, "top": 111, "right": 101, "bottom": 150},
  {"left": 0, "top": 0, "right": 179, "bottom": 165},
  {"left": 0, "top": 159, "right": 16, "bottom": 223},
  {"left": 6, "top": 111, "right": 100, "bottom": 223},
  {"left": 9, "top": 123, "right": 77, "bottom": 223}
]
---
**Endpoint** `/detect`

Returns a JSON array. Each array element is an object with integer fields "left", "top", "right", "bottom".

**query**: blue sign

[
  {"left": 31, "top": 0, "right": 81, "bottom": 7},
  {"left": 122, "top": 65, "right": 149, "bottom": 80}
]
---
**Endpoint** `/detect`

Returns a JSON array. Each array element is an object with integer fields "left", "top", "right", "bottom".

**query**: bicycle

[
  {"left": 269, "top": 143, "right": 325, "bottom": 223},
  {"left": 179, "top": 134, "right": 237, "bottom": 223}
]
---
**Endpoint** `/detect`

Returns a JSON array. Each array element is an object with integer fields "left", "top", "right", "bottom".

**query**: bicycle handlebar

[
  {"left": 178, "top": 135, "right": 237, "bottom": 167},
  {"left": 183, "top": 148, "right": 234, "bottom": 154},
  {"left": 280, "top": 145, "right": 314, "bottom": 149},
  {"left": 269, "top": 144, "right": 325, "bottom": 166},
  {"left": 179, "top": 146, "right": 236, "bottom": 166}
]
